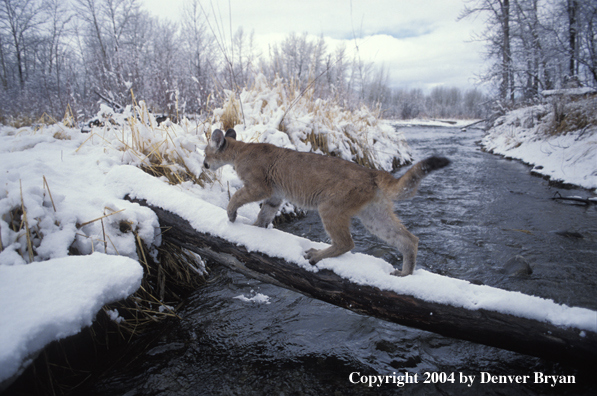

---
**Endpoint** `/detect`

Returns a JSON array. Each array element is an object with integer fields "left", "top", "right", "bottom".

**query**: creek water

[{"left": 85, "top": 127, "right": 597, "bottom": 395}]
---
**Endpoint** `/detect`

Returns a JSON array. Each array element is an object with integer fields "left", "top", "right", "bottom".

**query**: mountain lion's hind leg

[
  {"left": 305, "top": 205, "right": 355, "bottom": 265},
  {"left": 357, "top": 202, "right": 419, "bottom": 276}
]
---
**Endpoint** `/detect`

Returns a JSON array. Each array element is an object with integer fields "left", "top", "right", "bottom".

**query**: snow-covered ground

[
  {"left": 0, "top": 121, "right": 157, "bottom": 387},
  {"left": 1, "top": 90, "right": 596, "bottom": 388},
  {"left": 482, "top": 102, "right": 597, "bottom": 192}
]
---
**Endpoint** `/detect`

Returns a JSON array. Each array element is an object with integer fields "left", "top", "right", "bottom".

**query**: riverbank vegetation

[{"left": 481, "top": 91, "right": 597, "bottom": 191}]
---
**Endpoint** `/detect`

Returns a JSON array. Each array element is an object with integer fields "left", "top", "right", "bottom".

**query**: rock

[
  {"left": 503, "top": 255, "right": 533, "bottom": 277},
  {"left": 555, "top": 230, "right": 584, "bottom": 239}
]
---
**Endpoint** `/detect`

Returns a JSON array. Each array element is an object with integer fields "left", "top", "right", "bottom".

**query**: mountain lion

[{"left": 203, "top": 128, "right": 450, "bottom": 276}]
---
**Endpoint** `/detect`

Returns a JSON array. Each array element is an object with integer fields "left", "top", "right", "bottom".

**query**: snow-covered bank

[
  {"left": 482, "top": 101, "right": 597, "bottom": 192},
  {"left": 0, "top": 122, "right": 156, "bottom": 387},
  {"left": 0, "top": 253, "right": 142, "bottom": 386}
]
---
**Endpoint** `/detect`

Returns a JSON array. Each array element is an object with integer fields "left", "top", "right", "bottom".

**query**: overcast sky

[{"left": 140, "top": 0, "right": 487, "bottom": 91}]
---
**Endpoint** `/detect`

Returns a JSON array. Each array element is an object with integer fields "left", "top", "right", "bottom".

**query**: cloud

[{"left": 140, "top": 0, "right": 486, "bottom": 90}]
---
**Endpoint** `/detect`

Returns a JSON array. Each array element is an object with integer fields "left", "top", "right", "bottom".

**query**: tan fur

[{"left": 204, "top": 129, "right": 449, "bottom": 276}]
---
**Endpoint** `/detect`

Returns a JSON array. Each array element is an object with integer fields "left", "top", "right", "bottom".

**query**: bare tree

[
  {"left": 0, "top": 0, "right": 44, "bottom": 89},
  {"left": 567, "top": 0, "right": 578, "bottom": 78},
  {"left": 37, "top": 0, "right": 74, "bottom": 112},
  {"left": 181, "top": 0, "right": 217, "bottom": 113},
  {"left": 365, "top": 64, "right": 390, "bottom": 109},
  {"left": 460, "top": 0, "right": 514, "bottom": 101},
  {"left": 574, "top": 0, "right": 597, "bottom": 85},
  {"left": 461, "top": 0, "right": 596, "bottom": 103}
]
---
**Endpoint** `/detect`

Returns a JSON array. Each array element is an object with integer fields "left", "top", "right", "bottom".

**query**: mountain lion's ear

[
  {"left": 225, "top": 128, "right": 237, "bottom": 140},
  {"left": 210, "top": 129, "right": 226, "bottom": 150}
]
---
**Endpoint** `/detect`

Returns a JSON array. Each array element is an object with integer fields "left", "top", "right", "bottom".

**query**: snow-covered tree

[{"left": 460, "top": 0, "right": 596, "bottom": 104}]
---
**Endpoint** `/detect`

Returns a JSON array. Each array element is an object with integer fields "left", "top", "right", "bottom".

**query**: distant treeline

[
  {"left": 379, "top": 86, "right": 489, "bottom": 120},
  {"left": 0, "top": 1, "right": 493, "bottom": 123}
]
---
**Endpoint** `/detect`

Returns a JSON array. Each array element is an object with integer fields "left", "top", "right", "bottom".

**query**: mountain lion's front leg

[{"left": 227, "top": 186, "right": 270, "bottom": 223}]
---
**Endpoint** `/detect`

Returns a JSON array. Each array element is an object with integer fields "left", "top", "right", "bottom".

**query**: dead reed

[
  {"left": 215, "top": 74, "right": 390, "bottom": 171},
  {"left": 550, "top": 96, "right": 597, "bottom": 136}
]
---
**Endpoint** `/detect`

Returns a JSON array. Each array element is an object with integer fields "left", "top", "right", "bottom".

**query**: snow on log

[
  {"left": 541, "top": 87, "right": 596, "bottom": 97},
  {"left": 129, "top": 197, "right": 597, "bottom": 366}
]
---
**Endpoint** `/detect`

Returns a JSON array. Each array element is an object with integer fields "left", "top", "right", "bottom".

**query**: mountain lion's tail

[{"left": 388, "top": 156, "right": 450, "bottom": 201}]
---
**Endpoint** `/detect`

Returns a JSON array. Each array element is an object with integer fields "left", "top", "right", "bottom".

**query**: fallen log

[
  {"left": 129, "top": 197, "right": 597, "bottom": 366},
  {"left": 461, "top": 119, "right": 486, "bottom": 130},
  {"left": 551, "top": 192, "right": 597, "bottom": 205}
]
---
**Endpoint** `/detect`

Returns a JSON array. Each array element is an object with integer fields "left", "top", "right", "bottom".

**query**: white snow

[
  {"left": 234, "top": 292, "right": 272, "bottom": 305},
  {"left": 390, "top": 119, "right": 478, "bottom": 128},
  {"left": 0, "top": 121, "right": 157, "bottom": 387},
  {"left": 0, "top": 253, "right": 142, "bottom": 385},
  {"left": 482, "top": 104, "right": 597, "bottom": 192},
  {"left": 542, "top": 87, "right": 597, "bottom": 97}
]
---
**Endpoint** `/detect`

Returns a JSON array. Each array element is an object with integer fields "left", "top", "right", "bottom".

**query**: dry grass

[
  {"left": 297, "top": 99, "right": 381, "bottom": 169},
  {"left": 548, "top": 94, "right": 597, "bottom": 136},
  {"left": 101, "top": 238, "right": 206, "bottom": 337},
  {"left": 2, "top": 183, "right": 37, "bottom": 262},
  {"left": 214, "top": 75, "right": 389, "bottom": 170},
  {"left": 6, "top": 114, "right": 38, "bottom": 128},
  {"left": 220, "top": 91, "right": 242, "bottom": 131},
  {"left": 75, "top": 97, "right": 214, "bottom": 188}
]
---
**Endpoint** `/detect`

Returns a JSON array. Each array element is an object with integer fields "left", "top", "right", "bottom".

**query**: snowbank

[
  {"left": 0, "top": 123, "right": 162, "bottom": 265},
  {"left": 0, "top": 121, "right": 158, "bottom": 387},
  {"left": 0, "top": 253, "right": 142, "bottom": 386},
  {"left": 215, "top": 74, "right": 412, "bottom": 171},
  {"left": 111, "top": 164, "right": 597, "bottom": 333},
  {"left": 482, "top": 103, "right": 597, "bottom": 192}
]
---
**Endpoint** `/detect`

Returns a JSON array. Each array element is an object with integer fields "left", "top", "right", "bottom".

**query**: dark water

[{"left": 86, "top": 127, "right": 597, "bottom": 395}]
